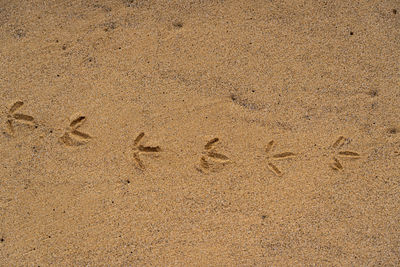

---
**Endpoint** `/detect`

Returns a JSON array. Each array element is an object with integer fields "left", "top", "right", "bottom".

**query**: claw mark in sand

[
  {"left": 332, "top": 136, "right": 345, "bottom": 148},
  {"left": 329, "top": 136, "right": 361, "bottom": 170},
  {"left": 197, "top": 137, "right": 230, "bottom": 173},
  {"left": 265, "top": 140, "right": 295, "bottom": 176},
  {"left": 331, "top": 157, "right": 343, "bottom": 170},
  {"left": 60, "top": 114, "right": 92, "bottom": 146},
  {"left": 5, "top": 101, "right": 35, "bottom": 135},
  {"left": 132, "top": 132, "right": 161, "bottom": 169}
]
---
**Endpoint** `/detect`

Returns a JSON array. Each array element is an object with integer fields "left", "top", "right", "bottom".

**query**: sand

[{"left": 1, "top": 0, "right": 399, "bottom": 265}]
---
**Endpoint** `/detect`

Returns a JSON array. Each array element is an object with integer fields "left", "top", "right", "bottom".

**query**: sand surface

[{"left": 1, "top": 0, "right": 399, "bottom": 265}]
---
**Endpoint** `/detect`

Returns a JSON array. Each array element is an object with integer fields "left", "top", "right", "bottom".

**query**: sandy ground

[{"left": 1, "top": 0, "right": 399, "bottom": 265}]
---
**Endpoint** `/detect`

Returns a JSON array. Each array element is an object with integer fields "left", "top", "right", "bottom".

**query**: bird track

[
  {"left": 197, "top": 137, "right": 230, "bottom": 173},
  {"left": 60, "top": 114, "right": 92, "bottom": 146},
  {"left": 132, "top": 132, "right": 161, "bottom": 169},
  {"left": 265, "top": 140, "right": 295, "bottom": 176},
  {"left": 5, "top": 101, "right": 35, "bottom": 136},
  {"left": 330, "top": 136, "right": 361, "bottom": 170}
]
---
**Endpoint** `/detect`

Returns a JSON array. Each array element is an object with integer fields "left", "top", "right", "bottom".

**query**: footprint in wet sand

[
  {"left": 132, "top": 132, "right": 161, "bottom": 170},
  {"left": 60, "top": 114, "right": 92, "bottom": 146},
  {"left": 329, "top": 136, "right": 361, "bottom": 171},
  {"left": 196, "top": 137, "right": 230, "bottom": 173},
  {"left": 5, "top": 101, "right": 35, "bottom": 136},
  {"left": 265, "top": 140, "right": 295, "bottom": 176}
]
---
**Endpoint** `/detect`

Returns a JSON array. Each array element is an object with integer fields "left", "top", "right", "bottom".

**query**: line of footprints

[{"left": 4, "top": 101, "right": 361, "bottom": 175}]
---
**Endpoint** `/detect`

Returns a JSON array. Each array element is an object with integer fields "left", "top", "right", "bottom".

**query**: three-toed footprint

[
  {"left": 60, "top": 114, "right": 92, "bottom": 146},
  {"left": 197, "top": 137, "right": 230, "bottom": 173},
  {"left": 5, "top": 101, "right": 35, "bottom": 136}
]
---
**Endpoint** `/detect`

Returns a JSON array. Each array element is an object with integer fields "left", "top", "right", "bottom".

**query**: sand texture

[{"left": 1, "top": 0, "right": 400, "bottom": 265}]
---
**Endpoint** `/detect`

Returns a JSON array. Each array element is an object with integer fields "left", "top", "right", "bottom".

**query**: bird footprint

[
  {"left": 132, "top": 132, "right": 161, "bottom": 169},
  {"left": 265, "top": 140, "right": 295, "bottom": 176},
  {"left": 330, "top": 136, "right": 361, "bottom": 170},
  {"left": 197, "top": 137, "right": 230, "bottom": 173},
  {"left": 60, "top": 114, "right": 92, "bottom": 146},
  {"left": 5, "top": 101, "right": 35, "bottom": 135}
]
